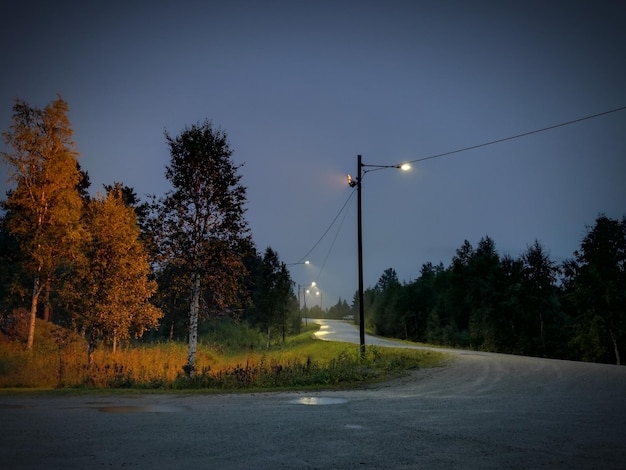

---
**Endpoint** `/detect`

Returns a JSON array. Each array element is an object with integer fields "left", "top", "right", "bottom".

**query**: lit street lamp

[
  {"left": 315, "top": 290, "right": 323, "bottom": 316},
  {"left": 287, "top": 260, "right": 310, "bottom": 267},
  {"left": 348, "top": 154, "right": 410, "bottom": 355}
]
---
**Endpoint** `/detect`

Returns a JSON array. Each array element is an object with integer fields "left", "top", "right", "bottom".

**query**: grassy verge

[{"left": 0, "top": 323, "right": 450, "bottom": 393}]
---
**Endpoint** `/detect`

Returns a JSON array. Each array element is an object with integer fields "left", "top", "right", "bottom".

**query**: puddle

[
  {"left": 344, "top": 424, "right": 363, "bottom": 429},
  {"left": 288, "top": 397, "right": 347, "bottom": 406},
  {"left": 96, "top": 405, "right": 187, "bottom": 413}
]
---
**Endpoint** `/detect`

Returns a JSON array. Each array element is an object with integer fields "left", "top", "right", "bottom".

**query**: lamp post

[{"left": 348, "top": 155, "right": 410, "bottom": 356}]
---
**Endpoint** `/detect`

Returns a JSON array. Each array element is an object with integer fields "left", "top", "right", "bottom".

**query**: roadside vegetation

[{"left": 0, "top": 321, "right": 448, "bottom": 391}]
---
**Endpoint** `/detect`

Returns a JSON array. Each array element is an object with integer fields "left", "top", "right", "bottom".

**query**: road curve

[
  {"left": 1, "top": 320, "right": 625, "bottom": 469},
  {"left": 312, "top": 318, "right": 464, "bottom": 352}
]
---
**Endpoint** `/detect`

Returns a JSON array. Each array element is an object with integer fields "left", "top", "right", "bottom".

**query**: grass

[{"left": 0, "top": 320, "right": 450, "bottom": 393}]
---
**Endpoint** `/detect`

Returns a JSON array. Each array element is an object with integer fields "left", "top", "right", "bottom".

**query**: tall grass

[{"left": 0, "top": 320, "right": 448, "bottom": 391}]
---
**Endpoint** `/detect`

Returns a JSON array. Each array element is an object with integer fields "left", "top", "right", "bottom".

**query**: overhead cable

[
  {"left": 294, "top": 186, "right": 357, "bottom": 265},
  {"left": 403, "top": 105, "right": 626, "bottom": 166}
]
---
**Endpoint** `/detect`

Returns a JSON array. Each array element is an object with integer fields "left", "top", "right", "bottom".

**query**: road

[
  {"left": 313, "top": 318, "right": 465, "bottom": 353},
  {"left": 2, "top": 319, "right": 625, "bottom": 469}
]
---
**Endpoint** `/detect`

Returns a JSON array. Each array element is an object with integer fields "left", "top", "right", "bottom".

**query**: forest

[
  {"left": 1, "top": 97, "right": 624, "bottom": 374},
  {"left": 355, "top": 216, "right": 626, "bottom": 366}
]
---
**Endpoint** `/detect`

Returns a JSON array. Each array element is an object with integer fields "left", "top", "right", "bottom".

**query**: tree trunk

[
  {"left": 43, "top": 277, "right": 52, "bottom": 321},
  {"left": 609, "top": 327, "right": 621, "bottom": 366},
  {"left": 186, "top": 271, "right": 201, "bottom": 376},
  {"left": 266, "top": 325, "right": 271, "bottom": 350},
  {"left": 87, "top": 332, "right": 96, "bottom": 370},
  {"left": 112, "top": 330, "right": 117, "bottom": 355},
  {"left": 26, "top": 274, "right": 44, "bottom": 349}
]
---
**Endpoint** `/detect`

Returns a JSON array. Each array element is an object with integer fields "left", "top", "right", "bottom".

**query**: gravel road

[{"left": 2, "top": 319, "right": 625, "bottom": 469}]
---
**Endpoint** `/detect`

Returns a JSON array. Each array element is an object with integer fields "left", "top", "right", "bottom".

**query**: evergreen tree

[
  {"left": 326, "top": 298, "right": 352, "bottom": 320},
  {"left": 405, "top": 262, "right": 445, "bottom": 342},
  {"left": 519, "top": 240, "right": 562, "bottom": 357},
  {"left": 564, "top": 215, "right": 626, "bottom": 364},
  {"left": 249, "top": 247, "right": 293, "bottom": 347},
  {"left": 372, "top": 268, "right": 401, "bottom": 337}
]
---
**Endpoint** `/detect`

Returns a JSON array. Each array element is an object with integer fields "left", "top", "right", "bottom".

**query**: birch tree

[
  {"left": 66, "top": 188, "right": 163, "bottom": 364},
  {"left": 1, "top": 97, "right": 84, "bottom": 349},
  {"left": 153, "top": 121, "right": 250, "bottom": 376}
]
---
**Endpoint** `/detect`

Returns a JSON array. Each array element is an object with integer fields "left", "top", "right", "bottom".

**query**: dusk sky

[{"left": 1, "top": 1, "right": 625, "bottom": 309}]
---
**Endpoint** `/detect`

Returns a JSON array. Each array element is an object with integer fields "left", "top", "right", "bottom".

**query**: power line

[
  {"left": 294, "top": 186, "right": 357, "bottom": 265},
  {"left": 314, "top": 186, "right": 356, "bottom": 285},
  {"left": 403, "top": 105, "right": 626, "bottom": 166}
]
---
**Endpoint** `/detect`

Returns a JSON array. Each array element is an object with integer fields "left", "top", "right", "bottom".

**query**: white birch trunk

[
  {"left": 26, "top": 273, "right": 43, "bottom": 350},
  {"left": 187, "top": 271, "right": 201, "bottom": 376}
]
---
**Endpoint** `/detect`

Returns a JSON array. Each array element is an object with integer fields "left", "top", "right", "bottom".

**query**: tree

[
  {"left": 564, "top": 215, "right": 626, "bottom": 365},
  {"left": 0, "top": 218, "right": 30, "bottom": 313},
  {"left": 153, "top": 121, "right": 250, "bottom": 376},
  {"left": 64, "top": 189, "right": 162, "bottom": 364},
  {"left": 250, "top": 247, "right": 293, "bottom": 348},
  {"left": 103, "top": 182, "right": 149, "bottom": 226},
  {"left": 446, "top": 239, "right": 475, "bottom": 336},
  {"left": 519, "top": 240, "right": 562, "bottom": 357},
  {"left": 326, "top": 298, "right": 352, "bottom": 320},
  {"left": 375, "top": 268, "right": 399, "bottom": 292},
  {"left": 372, "top": 268, "right": 402, "bottom": 337},
  {"left": 403, "top": 262, "right": 446, "bottom": 342},
  {"left": 1, "top": 97, "right": 85, "bottom": 348}
]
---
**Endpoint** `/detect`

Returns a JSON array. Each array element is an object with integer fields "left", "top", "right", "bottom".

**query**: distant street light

[
  {"left": 287, "top": 260, "right": 310, "bottom": 266},
  {"left": 299, "top": 281, "right": 317, "bottom": 326},
  {"left": 315, "top": 290, "right": 323, "bottom": 315},
  {"left": 348, "top": 154, "right": 410, "bottom": 356}
]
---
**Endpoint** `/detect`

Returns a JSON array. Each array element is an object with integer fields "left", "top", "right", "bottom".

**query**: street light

[
  {"left": 315, "top": 290, "right": 323, "bottom": 316},
  {"left": 287, "top": 260, "right": 310, "bottom": 266},
  {"left": 348, "top": 154, "right": 410, "bottom": 356}
]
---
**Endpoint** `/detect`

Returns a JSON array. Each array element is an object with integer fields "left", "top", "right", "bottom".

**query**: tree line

[
  {"left": 357, "top": 216, "right": 625, "bottom": 365},
  {"left": 0, "top": 97, "right": 298, "bottom": 375}
]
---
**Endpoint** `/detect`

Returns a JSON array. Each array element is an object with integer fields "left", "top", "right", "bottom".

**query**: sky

[{"left": 1, "top": 1, "right": 625, "bottom": 309}]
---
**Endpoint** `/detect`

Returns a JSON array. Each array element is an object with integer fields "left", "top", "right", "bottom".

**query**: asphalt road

[{"left": 2, "top": 319, "right": 625, "bottom": 469}]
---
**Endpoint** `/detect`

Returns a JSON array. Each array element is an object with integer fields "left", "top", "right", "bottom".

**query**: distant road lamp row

[
  {"left": 287, "top": 261, "right": 312, "bottom": 325},
  {"left": 348, "top": 154, "right": 410, "bottom": 355},
  {"left": 298, "top": 281, "right": 317, "bottom": 326}
]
